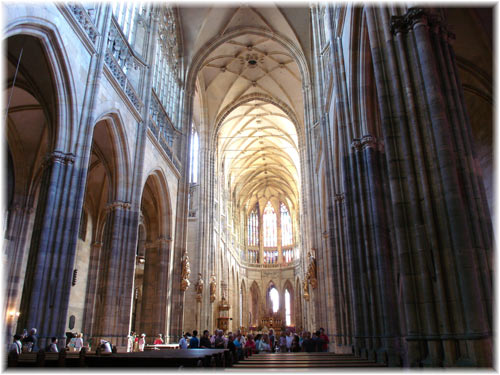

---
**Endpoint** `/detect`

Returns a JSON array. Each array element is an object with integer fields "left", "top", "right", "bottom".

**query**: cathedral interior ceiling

[{"left": 185, "top": 5, "right": 306, "bottom": 214}]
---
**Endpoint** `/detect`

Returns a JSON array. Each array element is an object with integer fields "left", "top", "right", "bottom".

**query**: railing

[
  {"left": 105, "top": 17, "right": 146, "bottom": 113},
  {"left": 68, "top": 3, "right": 99, "bottom": 45},
  {"left": 149, "top": 91, "right": 182, "bottom": 172}
]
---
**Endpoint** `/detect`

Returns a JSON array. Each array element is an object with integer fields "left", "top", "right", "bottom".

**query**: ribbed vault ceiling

[{"left": 192, "top": 5, "right": 306, "bottom": 214}]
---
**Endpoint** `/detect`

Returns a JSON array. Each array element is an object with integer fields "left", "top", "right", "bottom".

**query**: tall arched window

[
  {"left": 281, "top": 203, "right": 292, "bottom": 246},
  {"left": 269, "top": 287, "right": 279, "bottom": 313},
  {"left": 285, "top": 289, "right": 291, "bottom": 326},
  {"left": 263, "top": 201, "right": 277, "bottom": 247},
  {"left": 248, "top": 205, "right": 259, "bottom": 246},
  {"left": 189, "top": 126, "right": 199, "bottom": 183}
]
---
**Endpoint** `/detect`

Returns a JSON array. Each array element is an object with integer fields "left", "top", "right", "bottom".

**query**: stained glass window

[
  {"left": 263, "top": 201, "right": 277, "bottom": 247},
  {"left": 281, "top": 203, "right": 292, "bottom": 246},
  {"left": 248, "top": 205, "right": 259, "bottom": 246}
]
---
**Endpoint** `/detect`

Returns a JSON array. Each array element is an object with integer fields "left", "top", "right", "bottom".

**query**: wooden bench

[{"left": 84, "top": 348, "right": 230, "bottom": 368}]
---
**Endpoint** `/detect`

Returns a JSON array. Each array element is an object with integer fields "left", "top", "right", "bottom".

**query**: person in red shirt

[
  {"left": 244, "top": 334, "right": 257, "bottom": 354},
  {"left": 154, "top": 333, "right": 164, "bottom": 345},
  {"left": 319, "top": 328, "right": 330, "bottom": 352}
]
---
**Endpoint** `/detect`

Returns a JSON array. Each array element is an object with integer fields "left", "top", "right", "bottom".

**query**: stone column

[
  {"left": 93, "top": 201, "right": 136, "bottom": 349},
  {"left": 365, "top": 6, "right": 492, "bottom": 366},
  {"left": 17, "top": 151, "right": 76, "bottom": 348}
]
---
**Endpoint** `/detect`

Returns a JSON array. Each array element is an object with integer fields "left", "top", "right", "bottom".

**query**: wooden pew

[{"left": 84, "top": 348, "right": 229, "bottom": 367}]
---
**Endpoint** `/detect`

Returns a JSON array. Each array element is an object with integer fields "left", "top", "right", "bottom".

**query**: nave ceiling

[{"left": 180, "top": 5, "right": 310, "bottom": 214}]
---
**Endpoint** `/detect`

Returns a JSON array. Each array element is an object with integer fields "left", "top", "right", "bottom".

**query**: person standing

[
  {"left": 74, "top": 333, "right": 84, "bottom": 352},
  {"left": 138, "top": 333, "right": 146, "bottom": 351},
  {"left": 47, "top": 337, "right": 59, "bottom": 352},
  {"left": 268, "top": 329, "right": 275, "bottom": 352},
  {"left": 179, "top": 332, "right": 190, "bottom": 349},
  {"left": 319, "top": 328, "right": 330, "bottom": 352},
  {"left": 22, "top": 328, "right": 38, "bottom": 352},
  {"left": 189, "top": 331, "right": 199, "bottom": 348},
  {"left": 286, "top": 330, "right": 293, "bottom": 352},
  {"left": 200, "top": 330, "right": 212, "bottom": 348},
  {"left": 9, "top": 334, "right": 22, "bottom": 356}
]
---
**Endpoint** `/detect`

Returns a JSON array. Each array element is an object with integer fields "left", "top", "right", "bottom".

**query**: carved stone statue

[
  {"left": 209, "top": 274, "right": 216, "bottom": 303},
  {"left": 195, "top": 273, "right": 204, "bottom": 301},
  {"left": 303, "top": 279, "right": 310, "bottom": 301},
  {"left": 180, "top": 250, "right": 190, "bottom": 291},
  {"left": 307, "top": 251, "right": 317, "bottom": 289}
]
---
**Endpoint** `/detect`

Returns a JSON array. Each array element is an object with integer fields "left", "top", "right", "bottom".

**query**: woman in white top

[
  {"left": 74, "top": 333, "right": 84, "bottom": 352},
  {"left": 138, "top": 334, "right": 146, "bottom": 351}
]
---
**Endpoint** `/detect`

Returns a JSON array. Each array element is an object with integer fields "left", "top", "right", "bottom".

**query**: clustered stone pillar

[
  {"left": 17, "top": 151, "right": 76, "bottom": 347},
  {"left": 360, "top": 6, "right": 493, "bottom": 366},
  {"left": 93, "top": 201, "right": 138, "bottom": 349}
]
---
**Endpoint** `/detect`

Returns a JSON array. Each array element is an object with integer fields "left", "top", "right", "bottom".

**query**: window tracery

[{"left": 263, "top": 201, "right": 277, "bottom": 247}]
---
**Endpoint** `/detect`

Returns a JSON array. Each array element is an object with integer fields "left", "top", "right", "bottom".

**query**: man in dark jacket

[{"left": 200, "top": 330, "right": 212, "bottom": 348}]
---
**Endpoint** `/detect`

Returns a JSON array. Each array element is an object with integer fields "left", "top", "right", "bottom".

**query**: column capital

[
  {"left": 43, "top": 150, "right": 75, "bottom": 168},
  {"left": 105, "top": 201, "right": 131, "bottom": 212},
  {"left": 350, "top": 138, "right": 361, "bottom": 151}
]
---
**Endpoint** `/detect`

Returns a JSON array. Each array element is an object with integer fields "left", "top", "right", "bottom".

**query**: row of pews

[
  {"left": 7, "top": 347, "right": 242, "bottom": 368},
  {"left": 231, "top": 352, "right": 389, "bottom": 369}
]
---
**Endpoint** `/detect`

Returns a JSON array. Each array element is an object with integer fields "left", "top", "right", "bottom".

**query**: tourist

[
  {"left": 47, "top": 337, "right": 58, "bottom": 352},
  {"left": 138, "top": 333, "right": 146, "bottom": 351},
  {"left": 133, "top": 333, "right": 139, "bottom": 352},
  {"left": 74, "top": 333, "right": 84, "bottom": 352},
  {"left": 200, "top": 330, "right": 212, "bottom": 348},
  {"left": 286, "top": 330, "right": 293, "bottom": 352},
  {"left": 319, "top": 328, "right": 329, "bottom": 352},
  {"left": 291, "top": 334, "right": 301, "bottom": 352},
  {"left": 268, "top": 329, "right": 276, "bottom": 352},
  {"left": 302, "top": 332, "right": 316, "bottom": 352},
  {"left": 179, "top": 332, "right": 191, "bottom": 349},
  {"left": 214, "top": 330, "right": 225, "bottom": 349},
  {"left": 189, "top": 330, "right": 199, "bottom": 348},
  {"left": 254, "top": 334, "right": 262, "bottom": 353},
  {"left": 233, "top": 333, "right": 243, "bottom": 359},
  {"left": 100, "top": 340, "right": 112, "bottom": 353},
  {"left": 259, "top": 334, "right": 271, "bottom": 352},
  {"left": 279, "top": 331, "right": 287, "bottom": 352},
  {"left": 9, "top": 334, "right": 22, "bottom": 356},
  {"left": 244, "top": 334, "right": 256, "bottom": 353},
  {"left": 127, "top": 332, "right": 135, "bottom": 352},
  {"left": 154, "top": 333, "right": 164, "bottom": 345},
  {"left": 312, "top": 330, "right": 322, "bottom": 352},
  {"left": 22, "top": 328, "right": 38, "bottom": 352}
]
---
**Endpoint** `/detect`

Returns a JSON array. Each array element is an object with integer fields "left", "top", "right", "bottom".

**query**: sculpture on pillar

[
  {"left": 303, "top": 279, "right": 310, "bottom": 301},
  {"left": 209, "top": 274, "right": 216, "bottom": 303},
  {"left": 180, "top": 250, "right": 191, "bottom": 292},
  {"left": 195, "top": 273, "right": 204, "bottom": 301},
  {"left": 306, "top": 251, "right": 317, "bottom": 289}
]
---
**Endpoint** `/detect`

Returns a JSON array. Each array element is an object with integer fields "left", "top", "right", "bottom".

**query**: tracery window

[
  {"left": 285, "top": 290, "right": 291, "bottom": 326},
  {"left": 152, "top": 6, "right": 181, "bottom": 128},
  {"left": 111, "top": 2, "right": 148, "bottom": 45},
  {"left": 269, "top": 287, "right": 279, "bottom": 313},
  {"left": 248, "top": 205, "right": 259, "bottom": 246},
  {"left": 263, "top": 201, "right": 277, "bottom": 247},
  {"left": 281, "top": 203, "right": 292, "bottom": 246},
  {"left": 189, "top": 126, "right": 199, "bottom": 183}
]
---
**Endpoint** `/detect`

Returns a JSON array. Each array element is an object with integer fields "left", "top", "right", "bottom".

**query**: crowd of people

[
  {"left": 8, "top": 328, "right": 90, "bottom": 355},
  {"left": 177, "top": 327, "right": 330, "bottom": 357}
]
